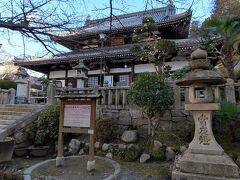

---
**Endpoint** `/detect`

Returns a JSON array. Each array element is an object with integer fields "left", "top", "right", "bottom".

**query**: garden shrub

[
  {"left": 0, "top": 80, "right": 17, "bottom": 89},
  {"left": 144, "top": 139, "right": 166, "bottom": 161},
  {"left": 96, "top": 118, "right": 114, "bottom": 143},
  {"left": 128, "top": 73, "right": 174, "bottom": 136},
  {"left": 213, "top": 101, "right": 240, "bottom": 142},
  {"left": 34, "top": 105, "right": 60, "bottom": 148},
  {"left": 123, "top": 144, "right": 141, "bottom": 161},
  {"left": 0, "top": 170, "right": 23, "bottom": 180},
  {"left": 173, "top": 66, "right": 191, "bottom": 80}
]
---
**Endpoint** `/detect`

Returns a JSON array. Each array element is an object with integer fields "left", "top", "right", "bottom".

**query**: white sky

[{"left": 0, "top": 0, "right": 213, "bottom": 76}]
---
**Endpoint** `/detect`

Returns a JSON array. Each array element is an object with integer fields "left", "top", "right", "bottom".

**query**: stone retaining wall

[{"left": 97, "top": 106, "right": 193, "bottom": 136}]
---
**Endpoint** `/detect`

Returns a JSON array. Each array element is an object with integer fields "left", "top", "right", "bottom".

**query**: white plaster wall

[
  {"left": 77, "top": 79, "right": 85, "bottom": 88},
  {"left": 134, "top": 64, "right": 156, "bottom": 73},
  {"left": 49, "top": 70, "right": 66, "bottom": 78},
  {"left": 67, "top": 70, "right": 77, "bottom": 77},
  {"left": 56, "top": 80, "right": 65, "bottom": 87},
  {"left": 165, "top": 61, "right": 188, "bottom": 71},
  {"left": 88, "top": 70, "right": 101, "bottom": 75},
  {"left": 110, "top": 68, "right": 131, "bottom": 73}
]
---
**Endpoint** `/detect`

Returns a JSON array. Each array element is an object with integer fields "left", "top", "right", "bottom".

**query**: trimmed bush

[
  {"left": 96, "top": 118, "right": 114, "bottom": 143},
  {"left": 0, "top": 80, "right": 17, "bottom": 89},
  {"left": 34, "top": 105, "right": 60, "bottom": 148}
]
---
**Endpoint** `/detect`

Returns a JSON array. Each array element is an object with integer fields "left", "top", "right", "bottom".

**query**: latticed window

[
  {"left": 88, "top": 76, "right": 98, "bottom": 87},
  {"left": 119, "top": 75, "right": 129, "bottom": 86}
]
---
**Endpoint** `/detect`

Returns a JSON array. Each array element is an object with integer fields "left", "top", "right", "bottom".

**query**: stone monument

[{"left": 172, "top": 49, "right": 240, "bottom": 179}]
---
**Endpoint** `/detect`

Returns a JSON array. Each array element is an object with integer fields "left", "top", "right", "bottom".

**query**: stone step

[
  {"left": 0, "top": 124, "right": 8, "bottom": 129},
  {"left": 0, "top": 107, "right": 35, "bottom": 112},
  {"left": 0, "top": 111, "right": 25, "bottom": 116},
  {"left": 0, "top": 120, "right": 16, "bottom": 125},
  {"left": 0, "top": 115, "right": 21, "bottom": 120},
  {"left": 0, "top": 104, "right": 40, "bottom": 109}
]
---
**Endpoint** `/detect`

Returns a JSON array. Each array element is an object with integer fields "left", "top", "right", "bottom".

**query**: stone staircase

[{"left": 0, "top": 104, "right": 48, "bottom": 137}]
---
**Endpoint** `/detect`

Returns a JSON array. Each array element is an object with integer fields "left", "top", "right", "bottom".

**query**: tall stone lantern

[
  {"left": 172, "top": 49, "right": 240, "bottom": 179},
  {"left": 72, "top": 60, "right": 89, "bottom": 88}
]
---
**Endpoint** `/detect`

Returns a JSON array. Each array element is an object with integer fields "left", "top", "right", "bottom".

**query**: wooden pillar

[
  {"left": 108, "top": 89, "right": 113, "bottom": 107},
  {"left": 101, "top": 90, "right": 106, "bottom": 106},
  {"left": 88, "top": 100, "right": 96, "bottom": 161},
  {"left": 115, "top": 88, "right": 119, "bottom": 109},
  {"left": 56, "top": 101, "right": 65, "bottom": 167},
  {"left": 122, "top": 89, "right": 127, "bottom": 108}
]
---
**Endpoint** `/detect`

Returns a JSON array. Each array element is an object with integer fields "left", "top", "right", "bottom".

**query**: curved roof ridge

[{"left": 86, "top": 6, "right": 174, "bottom": 26}]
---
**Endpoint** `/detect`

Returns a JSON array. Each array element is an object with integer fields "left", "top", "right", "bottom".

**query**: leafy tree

[
  {"left": 130, "top": 17, "right": 176, "bottom": 74},
  {"left": 128, "top": 73, "right": 174, "bottom": 136},
  {"left": 211, "top": 0, "right": 240, "bottom": 20},
  {"left": 173, "top": 66, "right": 191, "bottom": 80},
  {"left": 203, "top": 17, "right": 240, "bottom": 80}
]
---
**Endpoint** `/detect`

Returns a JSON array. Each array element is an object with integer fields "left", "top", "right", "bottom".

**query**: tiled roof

[
  {"left": 56, "top": 5, "right": 190, "bottom": 37},
  {"left": 15, "top": 39, "right": 199, "bottom": 67}
]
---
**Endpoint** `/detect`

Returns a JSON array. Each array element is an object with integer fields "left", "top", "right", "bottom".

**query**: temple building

[{"left": 15, "top": 2, "right": 194, "bottom": 88}]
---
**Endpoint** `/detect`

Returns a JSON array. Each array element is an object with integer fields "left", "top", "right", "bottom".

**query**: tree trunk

[{"left": 223, "top": 45, "right": 235, "bottom": 80}]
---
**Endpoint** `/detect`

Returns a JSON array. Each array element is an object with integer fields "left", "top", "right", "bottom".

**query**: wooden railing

[
  {"left": 0, "top": 88, "right": 15, "bottom": 104},
  {"left": 56, "top": 86, "right": 129, "bottom": 109},
  {"left": 52, "top": 79, "right": 240, "bottom": 110}
]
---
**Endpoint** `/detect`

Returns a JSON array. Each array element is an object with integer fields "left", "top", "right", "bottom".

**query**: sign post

[{"left": 56, "top": 93, "right": 101, "bottom": 171}]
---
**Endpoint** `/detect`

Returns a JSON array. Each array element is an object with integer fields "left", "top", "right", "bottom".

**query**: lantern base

[
  {"left": 172, "top": 170, "right": 240, "bottom": 180},
  {"left": 172, "top": 150, "right": 239, "bottom": 179}
]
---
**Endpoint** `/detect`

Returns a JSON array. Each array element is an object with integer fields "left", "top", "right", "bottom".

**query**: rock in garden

[
  {"left": 140, "top": 153, "right": 150, "bottom": 163},
  {"left": 68, "top": 139, "right": 81, "bottom": 155},
  {"left": 165, "top": 147, "right": 175, "bottom": 161},
  {"left": 95, "top": 141, "right": 101, "bottom": 149},
  {"left": 180, "top": 146, "right": 187, "bottom": 153},
  {"left": 191, "top": 48, "right": 207, "bottom": 60},
  {"left": 14, "top": 131, "right": 27, "bottom": 144},
  {"left": 121, "top": 130, "right": 137, "bottom": 143},
  {"left": 102, "top": 143, "right": 110, "bottom": 151},
  {"left": 79, "top": 148, "right": 84, "bottom": 155},
  {"left": 118, "top": 144, "right": 127, "bottom": 151},
  {"left": 106, "top": 152, "right": 113, "bottom": 159},
  {"left": 153, "top": 140, "right": 162, "bottom": 149}
]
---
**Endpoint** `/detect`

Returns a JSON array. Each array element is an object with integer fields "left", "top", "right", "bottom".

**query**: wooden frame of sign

[{"left": 55, "top": 93, "right": 101, "bottom": 171}]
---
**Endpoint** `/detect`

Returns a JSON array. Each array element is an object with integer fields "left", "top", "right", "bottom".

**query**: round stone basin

[{"left": 24, "top": 155, "right": 120, "bottom": 180}]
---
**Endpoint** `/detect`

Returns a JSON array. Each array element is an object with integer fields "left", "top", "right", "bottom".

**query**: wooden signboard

[{"left": 56, "top": 94, "right": 101, "bottom": 171}]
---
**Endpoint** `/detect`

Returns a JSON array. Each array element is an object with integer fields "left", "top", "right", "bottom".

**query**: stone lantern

[
  {"left": 172, "top": 49, "right": 240, "bottom": 179},
  {"left": 72, "top": 60, "right": 89, "bottom": 88}
]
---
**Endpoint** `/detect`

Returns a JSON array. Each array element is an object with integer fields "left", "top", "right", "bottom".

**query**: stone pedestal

[
  {"left": 56, "top": 156, "right": 64, "bottom": 167},
  {"left": 87, "top": 160, "right": 95, "bottom": 171},
  {"left": 172, "top": 103, "right": 240, "bottom": 179}
]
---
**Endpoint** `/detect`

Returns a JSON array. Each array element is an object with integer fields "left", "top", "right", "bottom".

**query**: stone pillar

[
  {"left": 214, "top": 86, "right": 221, "bottom": 102},
  {"left": 172, "top": 49, "right": 240, "bottom": 180},
  {"left": 47, "top": 83, "right": 57, "bottom": 105},
  {"left": 15, "top": 79, "right": 29, "bottom": 104},
  {"left": 9, "top": 88, "right": 16, "bottom": 104},
  {"left": 225, "top": 78, "right": 236, "bottom": 103},
  {"left": 173, "top": 83, "right": 181, "bottom": 110}
]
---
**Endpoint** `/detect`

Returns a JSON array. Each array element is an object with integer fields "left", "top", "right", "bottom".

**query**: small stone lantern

[
  {"left": 72, "top": 60, "right": 89, "bottom": 88},
  {"left": 172, "top": 49, "right": 240, "bottom": 179}
]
